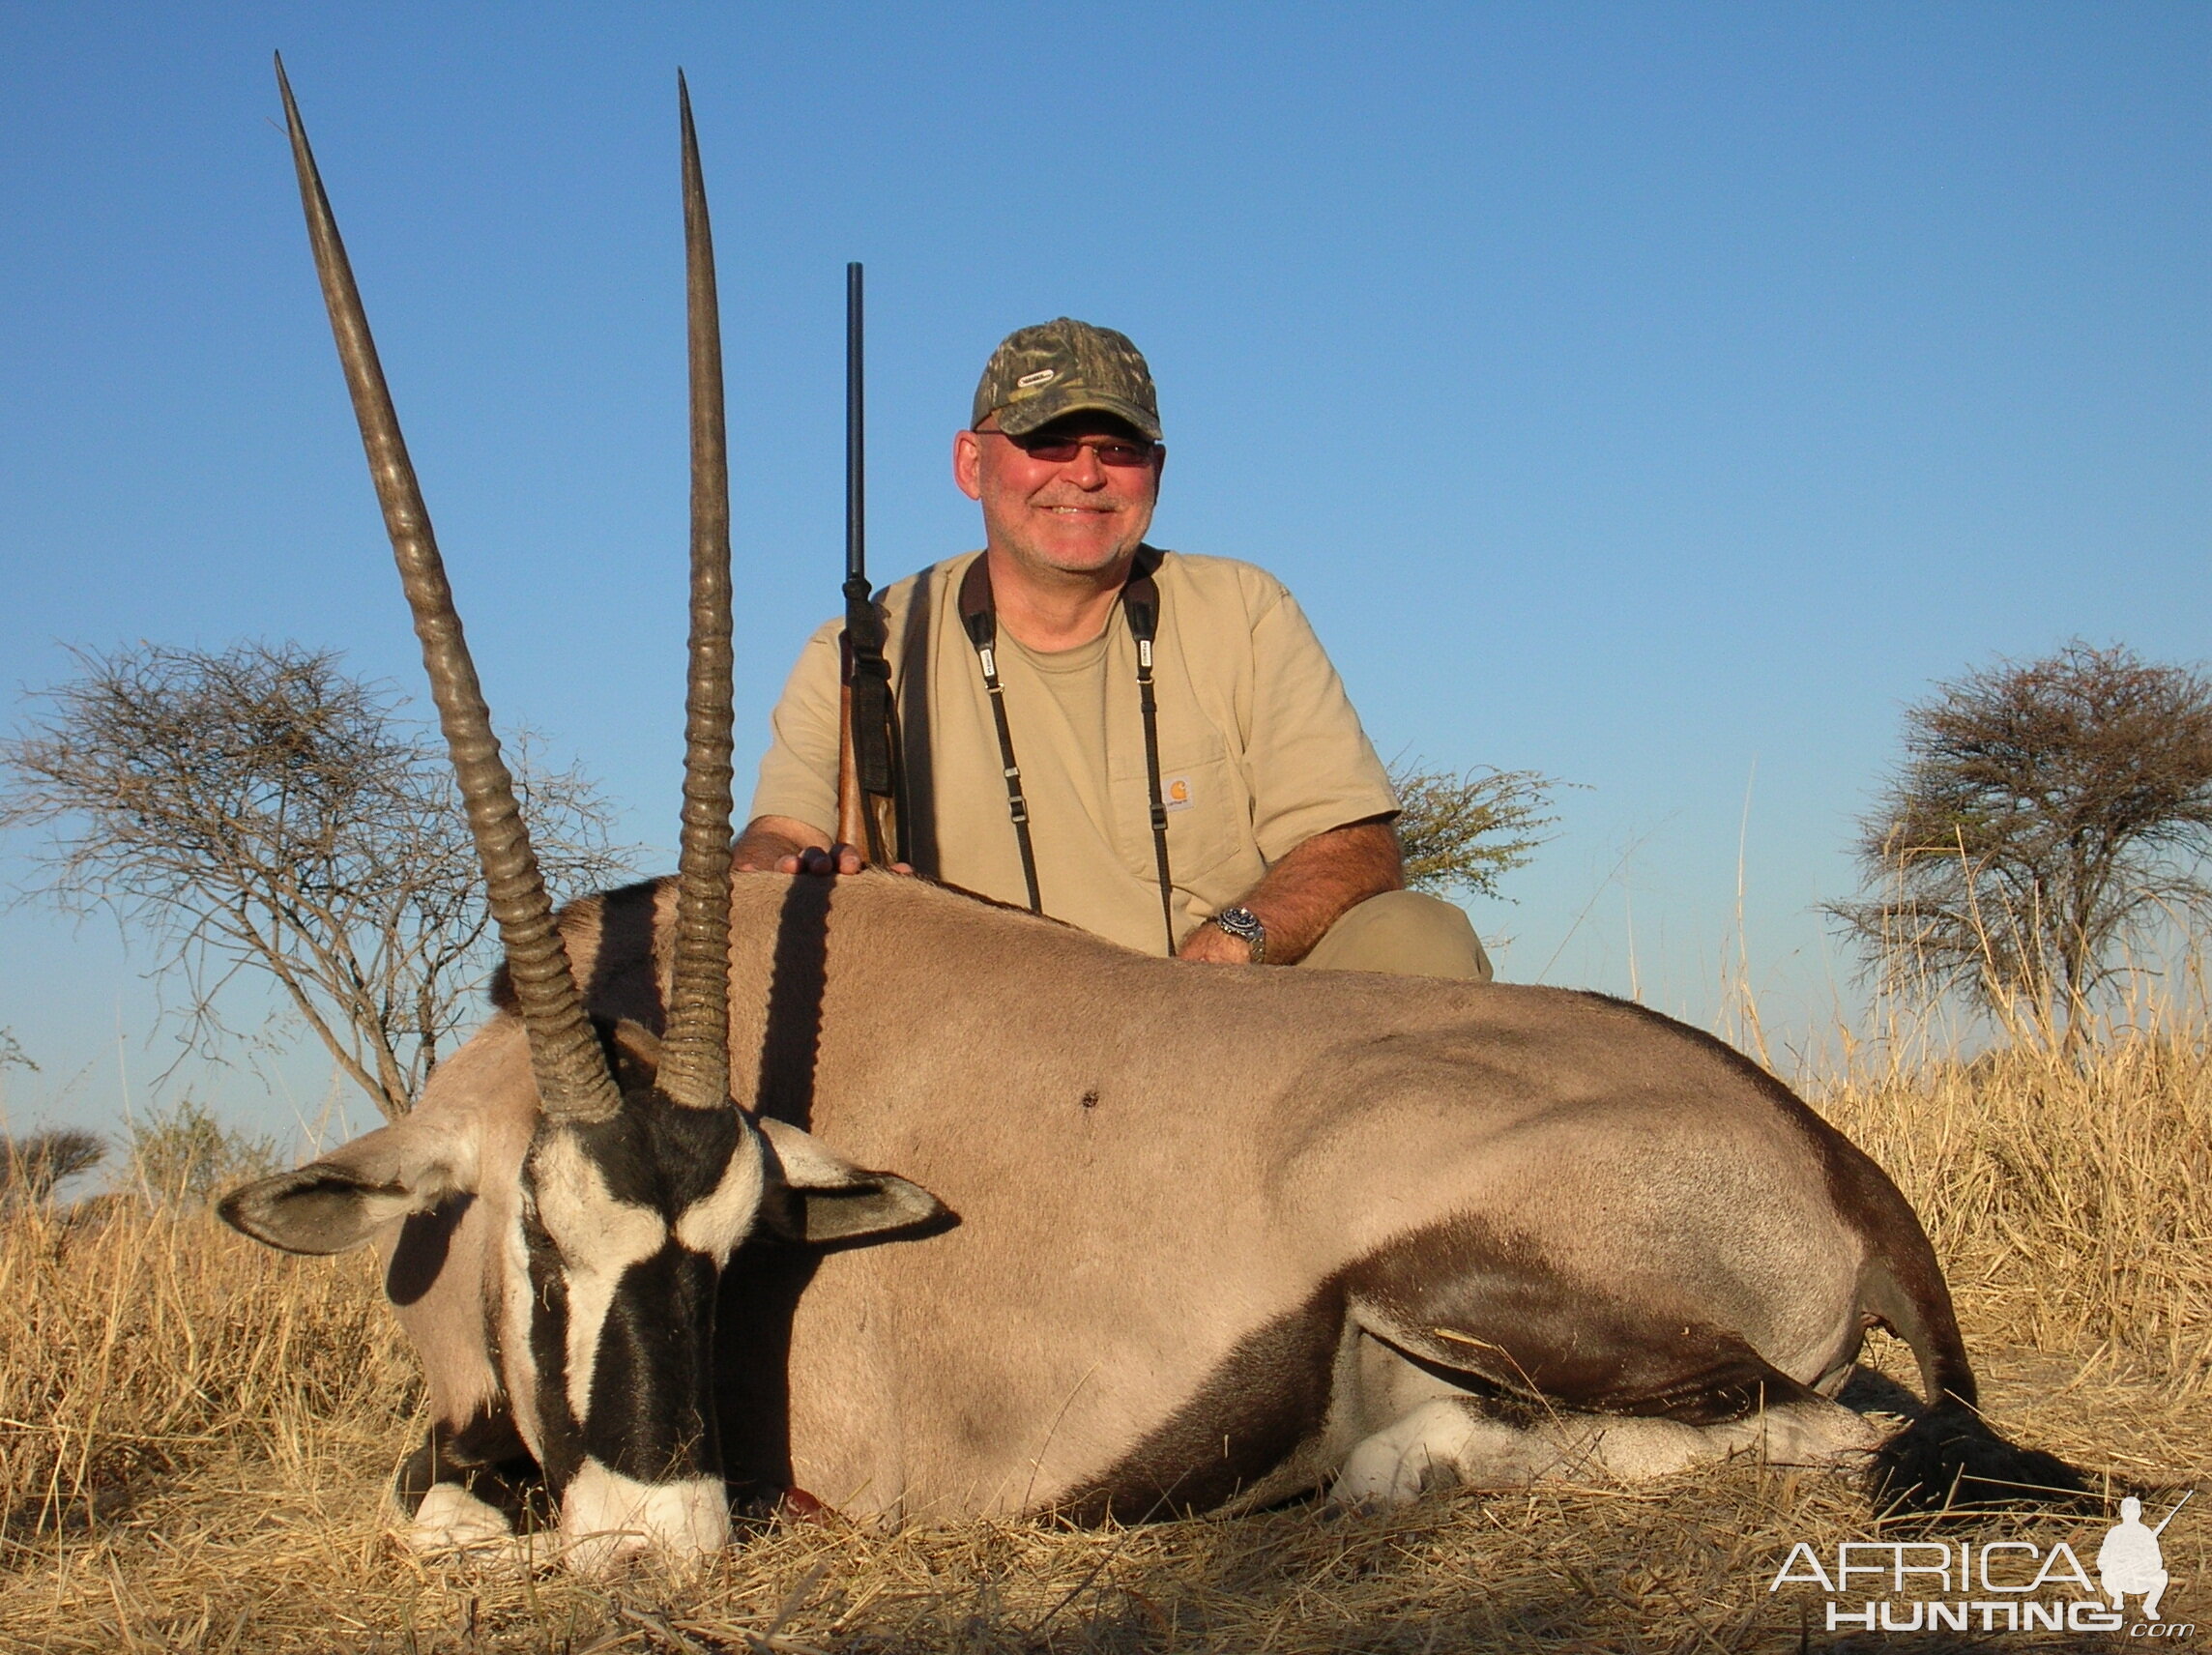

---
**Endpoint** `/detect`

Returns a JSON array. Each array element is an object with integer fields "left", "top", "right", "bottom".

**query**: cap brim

[{"left": 996, "top": 389, "right": 1162, "bottom": 443}]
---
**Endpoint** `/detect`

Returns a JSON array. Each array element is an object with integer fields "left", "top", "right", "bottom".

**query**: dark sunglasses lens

[{"left": 1019, "top": 437, "right": 1154, "bottom": 466}]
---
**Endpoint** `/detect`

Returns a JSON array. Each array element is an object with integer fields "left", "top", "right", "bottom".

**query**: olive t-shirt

[{"left": 748, "top": 549, "right": 1398, "bottom": 955}]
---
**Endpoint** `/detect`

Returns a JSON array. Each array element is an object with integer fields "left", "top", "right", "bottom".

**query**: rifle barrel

[
  {"left": 835, "top": 259, "right": 898, "bottom": 861},
  {"left": 2152, "top": 1489, "right": 2194, "bottom": 1536},
  {"left": 846, "top": 262, "right": 864, "bottom": 586}
]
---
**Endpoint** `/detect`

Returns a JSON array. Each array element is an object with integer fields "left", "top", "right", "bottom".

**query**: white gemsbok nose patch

[
  {"left": 560, "top": 1459, "right": 729, "bottom": 1576},
  {"left": 531, "top": 1131, "right": 670, "bottom": 1425}
]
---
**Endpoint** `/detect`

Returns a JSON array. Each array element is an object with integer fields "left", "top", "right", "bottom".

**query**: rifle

[
  {"left": 2152, "top": 1490, "right": 2194, "bottom": 1537},
  {"left": 834, "top": 261, "right": 903, "bottom": 863}
]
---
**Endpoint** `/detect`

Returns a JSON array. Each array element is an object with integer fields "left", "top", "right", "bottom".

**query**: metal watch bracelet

[{"left": 1208, "top": 905, "right": 1266, "bottom": 964}]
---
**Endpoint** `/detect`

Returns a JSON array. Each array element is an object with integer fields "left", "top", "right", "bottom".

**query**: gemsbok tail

[{"left": 1854, "top": 1207, "right": 2092, "bottom": 1515}]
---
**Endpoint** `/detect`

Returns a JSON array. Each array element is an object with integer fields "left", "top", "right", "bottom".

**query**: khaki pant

[{"left": 1298, "top": 889, "right": 1493, "bottom": 980}]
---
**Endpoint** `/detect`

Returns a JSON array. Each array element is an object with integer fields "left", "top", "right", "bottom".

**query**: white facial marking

[
  {"left": 403, "top": 1483, "right": 514, "bottom": 1552},
  {"left": 499, "top": 1201, "right": 543, "bottom": 1462},
  {"left": 560, "top": 1457, "right": 729, "bottom": 1576},
  {"left": 673, "top": 1131, "right": 765, "bottom": 1262},
  {"left": 532, "top": 1131, "right": 669, "bottom": 1426}
]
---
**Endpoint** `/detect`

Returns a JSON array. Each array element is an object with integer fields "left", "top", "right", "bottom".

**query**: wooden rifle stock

[
  {"left": 834, "top": 641, "right": 868, "bottom": 856},
  {"left": 836, "top": 671, "right": 860, "bottom": 851}
]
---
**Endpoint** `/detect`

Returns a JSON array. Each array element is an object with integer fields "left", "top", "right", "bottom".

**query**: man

[
  {"left": 2098, "top": 1496, "right": 2173, "bottom": 1621},
  {"left": 735, "top": 318, "right": 1490, "bottom": 978}
]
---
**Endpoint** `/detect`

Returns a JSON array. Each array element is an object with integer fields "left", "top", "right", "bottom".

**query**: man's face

[{"left": 953, "top": 413, "right": 1166, "bottom": 579}]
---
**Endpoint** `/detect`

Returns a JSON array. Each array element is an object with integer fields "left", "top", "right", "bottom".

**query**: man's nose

[{"left": 1062, "top": 447, "right": 1109, "bottom": 487}]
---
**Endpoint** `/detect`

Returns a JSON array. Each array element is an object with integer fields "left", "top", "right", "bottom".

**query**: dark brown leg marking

[
  {"left": 393, "top": 1408, "right": 542, "bottom": 1527},
  {"left": 1062, "top": 1283, "right": 1350, "bottom": 1524},
  {"left": 1344, "top": 1215, "right": 1822, "bottom": 1424}
]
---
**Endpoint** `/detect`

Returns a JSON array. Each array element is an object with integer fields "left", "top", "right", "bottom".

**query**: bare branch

[
  {"left": 0, "top": 641, "right": 639, "bottom": 1118},
  {"left": 0, "top": 1029, "right": 35, "bottom": 1074}
]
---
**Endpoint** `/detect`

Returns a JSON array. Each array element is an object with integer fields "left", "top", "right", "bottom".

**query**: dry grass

[
  {"left": 1820, "top": 1032, "right": 2212, "bottom": 1399},
  {"left": 2, "top": 1029, "right": 2206, "bottom": 1653}
]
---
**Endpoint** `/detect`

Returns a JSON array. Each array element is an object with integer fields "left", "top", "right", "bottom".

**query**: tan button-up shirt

[{"left": 749, "top": 549, "right": 1398, "bottom": 954}]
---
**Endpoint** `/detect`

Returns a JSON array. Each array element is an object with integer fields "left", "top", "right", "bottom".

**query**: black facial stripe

[
  {"left": 553, "top": 1081, "right": 746, "bottom": 1219},
  {"left": 522, "top": 1207, "right": 583, "bottom": 1490},
  {"left": 713, "top": 1236, "right": 823, "bottom": 1503},
  {"left": 574, "top": 1242, "right": 723, "bottom": 1484},
  {"left": 517, "top": 1094, "right": 747, "bottom": 1495}
]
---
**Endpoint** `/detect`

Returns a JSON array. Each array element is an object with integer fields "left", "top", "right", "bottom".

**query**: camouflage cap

[{"left": 972, "top": 318, "right": 1162, "bottom": 441}]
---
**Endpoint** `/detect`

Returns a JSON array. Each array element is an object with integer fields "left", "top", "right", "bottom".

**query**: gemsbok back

[{"left": 219, "top": 63, "right": 2086, "bottom": 1573}]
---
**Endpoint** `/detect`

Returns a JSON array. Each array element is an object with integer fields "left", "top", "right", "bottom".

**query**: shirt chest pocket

[{"left": 1105, "top": 744, "right": 1260, "bottom": 900}]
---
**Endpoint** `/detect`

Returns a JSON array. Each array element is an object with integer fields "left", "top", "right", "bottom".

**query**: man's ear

[
  {"left": 755, "top": 1117, "right": 949, "bottom": 1244},
  {"left": 952, "top": 426, "right": 985, "bottom": 501},
  {"left": 218, "top": 1118, "right": 478, "bottom": 1257}
]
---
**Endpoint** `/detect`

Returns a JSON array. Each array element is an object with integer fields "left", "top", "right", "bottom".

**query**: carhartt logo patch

[
  {"left": 1163, "top": 776, "right": 1194, "bottom": 812},
  {"left": 1016, "top": 368, "right": 1057, "bottom": 389}
]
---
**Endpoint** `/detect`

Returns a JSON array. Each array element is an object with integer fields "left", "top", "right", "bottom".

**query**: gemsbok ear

[
  {"left": 755, "top": 1116, "right": 949, "bottom": 1244},
  {"left": 218, "top": 1119, "right": 475, "bottom": 1257}
]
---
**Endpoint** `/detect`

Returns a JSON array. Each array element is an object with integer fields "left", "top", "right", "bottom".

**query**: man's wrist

[{"left": 1207, "top": 905, "right": 1266, "bottom": 964}]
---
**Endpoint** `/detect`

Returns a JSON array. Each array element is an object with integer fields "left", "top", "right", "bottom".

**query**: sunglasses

[{"left": 980, "top": 429, "right": 1159, "bottom": 468}]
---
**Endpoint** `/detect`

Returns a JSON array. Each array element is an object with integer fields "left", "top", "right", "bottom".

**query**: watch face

[{"left": 1213, "top": 907, "right": 1265, "bottom": 959}]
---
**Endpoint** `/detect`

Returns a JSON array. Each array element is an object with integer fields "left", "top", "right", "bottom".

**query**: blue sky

[{"left": 2, "top": 3, "right": 2205, "bottom": 1142}]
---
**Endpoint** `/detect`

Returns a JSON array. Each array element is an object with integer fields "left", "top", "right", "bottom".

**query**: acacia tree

[
  {"left": 0, "top": 1128, "right": 103, "bottom": 1207},
  {"left": 1387, "top": 759, "right": 1561, "bottom": 900},
  {"left": 0, "top": 1033, "right": 90, "bottom": 1207},
  {"left": 1829, "top": 642, "right": 2212, "bottom": 1042},
  {"left": 0, "top": 642, "right": 636, "bottom": 1119}
]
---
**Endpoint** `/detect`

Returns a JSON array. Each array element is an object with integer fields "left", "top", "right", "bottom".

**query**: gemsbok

[{"left": 219, "top": 63, "right": 2085, "bottom": 1573}]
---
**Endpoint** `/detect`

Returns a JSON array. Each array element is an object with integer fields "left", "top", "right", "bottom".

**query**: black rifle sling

[
  {"left": 1121, "top": 580, "right": 1179, "bottom": 958},
  {"left": 843, "top": 571, "right": 904, "bottom": 863},
  {"left": 957, "top": 548, "right": 1178, "bottom": 953},
  {"left": 957, "top": 556, "right": 1043, "bottom": 915}
]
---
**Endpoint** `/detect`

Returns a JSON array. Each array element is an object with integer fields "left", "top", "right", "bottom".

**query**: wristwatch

[{"left": 1208, "top": 905, "right": 1266, "bottom": 964}]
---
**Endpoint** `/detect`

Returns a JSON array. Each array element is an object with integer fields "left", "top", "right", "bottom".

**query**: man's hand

[
  {"left": 733, "top": 815, "right": 908, "bottom": 877},
  {"left": 1177, "top": 818, "right": 1402, "bottom": 966},
  {"left": 788, "top": 843, "right": 867, "bottom": 876}
]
